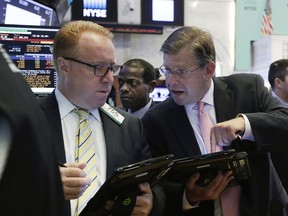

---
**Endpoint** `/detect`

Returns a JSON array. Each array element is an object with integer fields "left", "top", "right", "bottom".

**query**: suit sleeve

[{"left": 244, "top": 75, "right": 288, "bottom": 152}]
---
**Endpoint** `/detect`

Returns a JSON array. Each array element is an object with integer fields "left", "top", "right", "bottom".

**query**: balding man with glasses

[{"left": 39, "top": 20, "right": 165, "bottom": 216}]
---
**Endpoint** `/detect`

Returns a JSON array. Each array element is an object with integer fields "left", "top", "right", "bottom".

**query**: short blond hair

[{"left": 53, "top": 20, "right": 114, "bottom": 70}]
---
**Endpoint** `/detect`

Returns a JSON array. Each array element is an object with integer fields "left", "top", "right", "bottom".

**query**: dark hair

[
  {"left": 123, "top": 59, "right": 158, "bottom": 83},
  {"left": 268, "top": 59, "right": 288, "bottom": 89},
  {"left": 160, "top": 26, "right": 215, "bottom": 68}
]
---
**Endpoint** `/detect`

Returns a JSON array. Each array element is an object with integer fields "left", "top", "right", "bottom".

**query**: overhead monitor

[
  {"left": 71, "top": 0, "right": 118, "bottom": 24},
  {"left": 0, "top": 24, "right": 59, "bottom": 95},
  {"left": 141, "top": 0, "right": 184, "bottom": 26},
  {"left": 0, "top": 0, "right": 56, "bottom": 26}
]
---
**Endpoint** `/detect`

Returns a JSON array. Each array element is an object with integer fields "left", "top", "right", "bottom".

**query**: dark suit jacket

[
  {"left": 0, "top": 67, "right": 65, "bottom": 215},
  {"left": 38, "top": 92, "right": 165, "bottom": 216},
  {"left": 118, "top": 99, "right": 157, "bottom": 115},
  {"left": 142, "top": 74, "right": 288, "bottom": 216}
]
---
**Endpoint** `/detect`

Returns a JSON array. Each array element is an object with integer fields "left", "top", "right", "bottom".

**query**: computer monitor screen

[
  {"left": 141, "top": 0, "right": 184, "bottom": 26},
  {"left": 0, "top": 0, "right": 55, "bottom": 26},
  {"left": 0, "top": 24, "right": 58, "bottom": 95},
  {"left": 150, "top": 86, "right": 170, "bottom": 102}
]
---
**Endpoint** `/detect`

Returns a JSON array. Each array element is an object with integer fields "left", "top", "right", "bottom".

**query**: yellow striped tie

[{"left": 74, "top": 108, "right": 98, "bottom": 215}]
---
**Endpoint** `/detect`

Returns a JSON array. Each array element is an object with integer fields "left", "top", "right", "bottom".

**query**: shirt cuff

[
  {"left": 237, "top": 114, "right": 255, "bottom": 141},
  {"left": 182, "top": 189, "right": 200, "bottom": 210}
]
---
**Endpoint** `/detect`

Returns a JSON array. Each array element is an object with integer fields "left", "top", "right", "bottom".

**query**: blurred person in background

[
  {"left": 118, "top": 58, "right": 160, "bottom": 119},
  {"left": 268, "top": 59, "right": 288, "bottom": 108}
]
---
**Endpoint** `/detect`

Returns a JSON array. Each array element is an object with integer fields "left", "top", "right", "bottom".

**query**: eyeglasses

[
  {"left": 63, "top": 57, "right": 123, "bottom": 77},
  {"left": 159, "top": 65, "right": 200, "bottom": 78}
]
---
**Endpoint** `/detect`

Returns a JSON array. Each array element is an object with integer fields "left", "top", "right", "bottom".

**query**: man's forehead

[{"left": 121, "top": 66, "right": 144, "bottom": 75}]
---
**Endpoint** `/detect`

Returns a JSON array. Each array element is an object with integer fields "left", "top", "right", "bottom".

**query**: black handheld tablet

[
  {"left": 79, "top": 154, "right": 174, "bottom": 216},
  {"left": 171, "top": 149, "right": 251, "bottom": 187}
]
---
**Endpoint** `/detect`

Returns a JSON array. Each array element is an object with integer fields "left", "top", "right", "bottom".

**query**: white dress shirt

[{"left": 55, "top": 88, "right": 107, "bottom": 216}]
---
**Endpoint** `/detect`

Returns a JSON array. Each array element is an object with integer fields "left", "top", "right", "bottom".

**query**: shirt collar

[
  {"left": 201, "top": 80, "right": 214, "bottom": 106},
  {"left": 272, "top": 91, "right": 288, "bottom": 108},
  {"left": 55, "top": 88, "right": 102, "bottom": 123},
  {"left": 128, "top": 99, "right": 152, "bottom": 119}
]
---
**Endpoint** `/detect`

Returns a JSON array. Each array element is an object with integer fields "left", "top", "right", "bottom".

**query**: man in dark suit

[
  {"left": 142, "top": 26, "right": 288, "bottom": 216},
  {"left": 268, "top": 59, "right": 288, "bottom": 108},
  {"left": 268, "top": 59, "right": 288, "bottom": 194},
  {"left": 39, "top": 20, "right": 164, "bottom": 216},
  {"left": 0, "top": 46, "right": 65, "bottom": 215},
  {"left": 118, "top": 58, "right": 159, "bottom": 119}
]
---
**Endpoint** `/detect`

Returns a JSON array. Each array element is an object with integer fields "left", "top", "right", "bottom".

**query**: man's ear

[
  {"left": 275, "top": 77, "right": 283, "bottom": 88},
  {"left": 58, "top": 57, "right": 69, "bottom": 74},
  {"left": 147, "top": 80, "right": 157, "bottom": 93},
  {"left": 204, "top": 61, "right": 216, "bottom": 79}
]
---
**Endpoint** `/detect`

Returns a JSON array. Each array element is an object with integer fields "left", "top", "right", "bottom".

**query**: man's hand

[
  {"left": 131, "top": 183, "right": 153, "bottom": 216},
  {"left": 185, "top": 171, "right": 233, "bottom": 205},
  {"left": 105, "top": 182, "right": 153, "bottom": 216},
  {"left": 211, "top": 116, "right": 245, "bottom": 147},
  {"left": 59, "top": 162, "right": 92, "bottom": 200}
]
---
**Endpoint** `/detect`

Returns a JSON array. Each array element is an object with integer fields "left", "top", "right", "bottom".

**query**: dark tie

[
  {"left": 197, "top": 101, "right": 240, "bottom": 216},
  {"left": 74, "top": 109, "right": 98, "bottom": 215}
]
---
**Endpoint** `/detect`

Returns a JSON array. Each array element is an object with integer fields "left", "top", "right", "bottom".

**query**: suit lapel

[
  {"left": 167, "top": 99, "right": 201, "bottom": 156},
  {"left": 40, "top": 92, "right": 66, "bottom": 163},
  {"left": 99, "top": 110, "right": 119, "bottom": 177},
  {"left": 213, "top": 78, "right": 235, "bottom": 123}
]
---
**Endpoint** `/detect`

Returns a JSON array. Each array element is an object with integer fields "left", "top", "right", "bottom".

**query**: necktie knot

[
  {"left": 197, "top": 100, "right": 204, "bottom": 109},
  {"left": 75, "top": 108, "right": 90, "bottom": 120},
  {"left": 197, "top": 101, "right": 205, "bottom": 114}
]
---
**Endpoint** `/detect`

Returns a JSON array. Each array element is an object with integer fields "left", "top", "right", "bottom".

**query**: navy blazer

[
  {"left": 142, "top": 74, "right": 288, "bottom": 216},
  {"left": 39, "top": 92, "right": 165, "bottom": 215}
]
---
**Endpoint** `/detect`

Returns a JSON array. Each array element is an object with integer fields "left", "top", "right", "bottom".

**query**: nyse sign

[{"left": 83, "top": 9, "right": 107, "bottom": 18}]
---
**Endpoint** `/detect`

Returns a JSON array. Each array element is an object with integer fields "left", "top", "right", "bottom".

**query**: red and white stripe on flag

[{"left": 261, "top": 0, "right": 273, "bottom": 36}]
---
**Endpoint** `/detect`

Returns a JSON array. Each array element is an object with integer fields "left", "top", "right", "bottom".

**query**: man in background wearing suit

[
  {"left": 0, "top": 46, "right": 65, "bottom": 215},
  {"left": 39, "top": 20, "right": 164, "bottom": 216},
  {"left": 268, "top": 59, "right": 288, "bottom": 194},
  {"left": 118, "top": 58, "right": 159, "bottom": 119},
  {"left": 142, "top": 26, "right": 288, "bottom": 216},
  {"left": 268, "top": 59, "right": 288, "bottom": 107}
]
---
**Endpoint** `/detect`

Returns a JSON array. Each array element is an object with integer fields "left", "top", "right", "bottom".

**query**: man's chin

[
  {"left": 90, "top": 100, "right": 107, "bottom": 109},
  {"left": 121, "top": 102, "right": 133, "bottom": 108},
  {"left": 172, "top": 96, "right": 187, "bottom": 106},
  {"left": 121, "top": 98, "right": 134, "bottom": 105}
]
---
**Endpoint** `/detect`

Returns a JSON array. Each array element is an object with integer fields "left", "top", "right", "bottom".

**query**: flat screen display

[
  {"left": 71, "top": 0, "right": 118, "bottom": 24},
  {"left": 141, "top": 0, "right": 184, "bottom": 26},
  {"left": 0, "top": 0, "right": 55, "bottom": 26},
  {"left": 150, "top": 86, "right": 170, "bottom": 102},
  {"left": 0, "top": 24, "right": 59, "bottom": 95}
]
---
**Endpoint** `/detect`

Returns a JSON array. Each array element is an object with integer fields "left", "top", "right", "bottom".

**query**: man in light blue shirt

[
  {"left": 268, "top": 59, "right": 288, "bottom": 194},
  {"left": 268, "top": 59, "right": 288, "bottom": 108}
]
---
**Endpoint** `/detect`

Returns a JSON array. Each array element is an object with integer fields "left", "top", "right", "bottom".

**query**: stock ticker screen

[{"left": 0, "top": 24, "right": 58, "bottom": 94}]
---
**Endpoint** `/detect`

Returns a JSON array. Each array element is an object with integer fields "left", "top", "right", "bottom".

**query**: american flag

[{"left": 261, "top": 0, "right": 273, "bottom": 35}]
